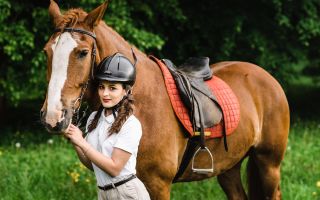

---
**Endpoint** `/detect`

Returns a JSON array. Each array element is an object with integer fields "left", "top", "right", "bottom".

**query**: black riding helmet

[{"left": 95, "top": 52, "right": 136, "bottom": 86}]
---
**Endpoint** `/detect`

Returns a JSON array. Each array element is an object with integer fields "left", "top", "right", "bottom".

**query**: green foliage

[
  {"left": 156, "top": 0, "right": 320, "bottom": 86},
  {"left": 1, "top": 0, "right": 320, "bottom": 106}
]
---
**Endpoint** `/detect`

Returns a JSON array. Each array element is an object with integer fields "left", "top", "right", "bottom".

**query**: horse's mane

[{"left": 58, "top": 8, "right": 87, "bottom": 28}]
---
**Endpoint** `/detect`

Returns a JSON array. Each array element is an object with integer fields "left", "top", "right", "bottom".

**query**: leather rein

[{"left": 54, "top": 27, "right": 97, "bottom": 127}]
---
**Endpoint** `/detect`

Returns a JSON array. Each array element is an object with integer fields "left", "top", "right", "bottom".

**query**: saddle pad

[{"left": 150, "top": 55, "right": 240, "bottom": 138}]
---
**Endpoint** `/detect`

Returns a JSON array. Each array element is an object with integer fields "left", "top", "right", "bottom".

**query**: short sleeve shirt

[{"left": 85, "top": 109, "right": 142, "bottom": 186}]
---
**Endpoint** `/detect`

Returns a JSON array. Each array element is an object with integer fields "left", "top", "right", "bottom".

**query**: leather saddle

[{"left": 162, "top": 57, "right": 223, "bottom": 135}]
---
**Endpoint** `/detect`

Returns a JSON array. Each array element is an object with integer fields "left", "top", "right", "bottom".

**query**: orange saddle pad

[{"left": 150, "top": 55, "right": 240, "bottom": 138}]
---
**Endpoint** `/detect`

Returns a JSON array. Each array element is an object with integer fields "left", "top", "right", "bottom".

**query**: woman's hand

[{"left": 64, "top": 124, "right": 86, "bottom": 147}]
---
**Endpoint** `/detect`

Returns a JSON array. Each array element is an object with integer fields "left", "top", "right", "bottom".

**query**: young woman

[{"left": 64, "top": 52, "right": 150, "bottom": 200}]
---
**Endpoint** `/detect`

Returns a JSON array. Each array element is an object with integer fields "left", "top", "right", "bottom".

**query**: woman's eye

[
  {"left": 78, "top": 50, "right": 89, "bottom": 58},
  {"left": 98, "top": 85, "right": 104, "bottom": 90}
]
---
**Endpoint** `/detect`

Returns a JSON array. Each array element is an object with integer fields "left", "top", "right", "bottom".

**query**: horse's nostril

[{"left": 40, "top": 110, "right": 45, "bottom": 118}]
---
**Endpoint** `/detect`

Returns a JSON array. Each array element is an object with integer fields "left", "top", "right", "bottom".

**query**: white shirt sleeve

[{"left": 113, "top": 117, "right": 142, "bottom": 154}]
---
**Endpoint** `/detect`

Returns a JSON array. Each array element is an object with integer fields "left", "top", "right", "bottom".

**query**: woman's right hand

[{"left": 64, "top": 124, "right": 86, "bottom": 147}]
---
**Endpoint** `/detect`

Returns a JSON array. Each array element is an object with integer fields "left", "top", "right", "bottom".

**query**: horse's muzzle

[{"left": 40, "top": 109, "right": 72, "bottom": 134}]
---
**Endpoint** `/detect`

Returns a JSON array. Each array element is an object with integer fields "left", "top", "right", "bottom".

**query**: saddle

[
  {"left": 150, "top": 55, "right": 240, "bottom": 179},
  {"left": 162, "top": 57, "right": 223, "bottom": 136}
]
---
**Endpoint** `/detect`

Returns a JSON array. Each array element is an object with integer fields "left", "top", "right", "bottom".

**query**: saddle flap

[{"left": 192, "top": 89, "right": 222, "bottom": 128}]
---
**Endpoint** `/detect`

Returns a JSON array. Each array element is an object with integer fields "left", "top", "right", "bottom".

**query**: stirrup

[{"left": 191, "top": 147, "right": 214, "bottom": 174}]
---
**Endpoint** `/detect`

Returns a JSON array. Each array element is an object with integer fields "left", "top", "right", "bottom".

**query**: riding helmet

[{"left": 95, "top": 52, "right": 136, "bottom": 85}]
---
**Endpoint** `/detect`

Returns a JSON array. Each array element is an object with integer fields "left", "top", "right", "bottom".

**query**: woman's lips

[{"left": 103, "top": 99, "right": 111, "bottom": 103}]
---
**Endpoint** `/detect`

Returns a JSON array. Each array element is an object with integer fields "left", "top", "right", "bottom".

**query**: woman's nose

[{"left": 103, "top": 89, "right": 110, "bottom": 96}]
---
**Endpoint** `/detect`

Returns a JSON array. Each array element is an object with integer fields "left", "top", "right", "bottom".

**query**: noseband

[{"left": 54, "top": 27, "right": 97, "bottom": 126}]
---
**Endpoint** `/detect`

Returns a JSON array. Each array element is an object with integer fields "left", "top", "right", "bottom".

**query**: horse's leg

[
  {"left": 247, "top": 112, "right": 289, "bottom": 200},
  {"left": 247, "top": 150, "right": 283, "bottom": 200},
  {"left": 217, "top": 160, "right": 248, "bottom": 200},
  {"left": 138, "top": 154, "right": 176, "bottom": 200},
  {"left": 144, "top": 177, "right": 172, "bottom": 200}
]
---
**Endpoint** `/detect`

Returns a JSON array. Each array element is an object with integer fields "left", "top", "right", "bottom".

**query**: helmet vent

[{"left": 117, "top": 57, "right": 120, "bottom": 70}]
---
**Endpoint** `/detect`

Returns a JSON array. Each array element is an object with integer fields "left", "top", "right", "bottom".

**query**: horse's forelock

[{"left": 58, "top": 8, "right": 88, "bottom": 29}]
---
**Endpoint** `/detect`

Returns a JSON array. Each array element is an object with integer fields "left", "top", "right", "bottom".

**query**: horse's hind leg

[
  {"left": 247, "top": 150, "right": 283, "bottom": 200},
  {"left": 247, "top": 122, "right": 289, "bottom": 200},
  {"left": 217, "top": 161, "right": 248, "bottom": 200}
]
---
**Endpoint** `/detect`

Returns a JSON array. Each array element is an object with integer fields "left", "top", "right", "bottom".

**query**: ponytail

[
  {"left": 87, "top": 105, "right": 104, "bottom": 133},
  {"left": 109, "top": 85, "right": 134, "bottom": 134}
]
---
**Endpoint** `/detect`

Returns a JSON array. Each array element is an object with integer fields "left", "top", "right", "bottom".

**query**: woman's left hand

[{"left": 64, "top": 124, "right": 86, "bottom": 147}]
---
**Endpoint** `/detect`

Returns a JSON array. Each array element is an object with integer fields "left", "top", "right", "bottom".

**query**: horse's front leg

[
  {"left": 145, "top": 177, "right": 172, "bottom": 200},
  {"left": 138, "top": 159, "right": 176, "bottom": 200},
  {"left": 217, "top": 160, "right": 247, "bottom": 200}
]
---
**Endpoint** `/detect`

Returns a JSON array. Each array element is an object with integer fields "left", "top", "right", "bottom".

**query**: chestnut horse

[{"left": 40, "top": 1, "right": 290, "bottom": 199}]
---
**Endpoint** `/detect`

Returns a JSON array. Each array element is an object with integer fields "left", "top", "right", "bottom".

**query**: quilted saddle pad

[{"left": 150, "top": 55, "right": 240, "bottom": 138}]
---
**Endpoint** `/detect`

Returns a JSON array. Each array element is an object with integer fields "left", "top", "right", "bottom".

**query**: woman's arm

[
  {"left": 73, "top": 145, "right": 93, "bottom": 171},
  {"left": 65, "top": 124, "right": 131, "bottom": 177},
  {"left": 82, "top": 142, "right": 131, "bottom": 177}
]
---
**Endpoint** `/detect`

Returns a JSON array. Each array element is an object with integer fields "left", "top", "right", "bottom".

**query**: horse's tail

[{"left": 247, "top": 153, "right": 264, "bottom": 199}]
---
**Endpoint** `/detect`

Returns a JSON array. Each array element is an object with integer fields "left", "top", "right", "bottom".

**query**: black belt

[{"left": 98, "top": 174, "right": 136, "bottom": 191}]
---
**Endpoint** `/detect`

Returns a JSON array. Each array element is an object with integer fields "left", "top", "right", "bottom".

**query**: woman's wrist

[{"left": 81, "top": 142, "right": 91, "bottom": 155}]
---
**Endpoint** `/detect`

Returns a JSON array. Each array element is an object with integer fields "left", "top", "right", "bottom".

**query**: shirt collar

[{"left": 101, "top": 108, "right": 116, "bottom": 124}]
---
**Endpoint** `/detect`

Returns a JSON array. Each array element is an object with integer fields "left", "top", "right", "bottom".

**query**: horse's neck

[
  {"left": 95, "top": 23, "right": 146, "bottom": 61},
  {"left": 88, "top": 22, "right": 160, "bottom": 109}
]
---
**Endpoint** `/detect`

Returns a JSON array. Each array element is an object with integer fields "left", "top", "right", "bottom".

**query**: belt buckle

[{"left": 111, "top": 182, "right": 116, "bottom": 189}]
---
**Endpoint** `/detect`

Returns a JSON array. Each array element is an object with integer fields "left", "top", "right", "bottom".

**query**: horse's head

[{"left": 40, "top": 0, "right": 108, "bottom": 133}]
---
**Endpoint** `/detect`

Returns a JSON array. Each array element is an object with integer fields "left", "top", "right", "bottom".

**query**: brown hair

[{"left": 87, "top": 84, "right": 134, "bottom": 135}]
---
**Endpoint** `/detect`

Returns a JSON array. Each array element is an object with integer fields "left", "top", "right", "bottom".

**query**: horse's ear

[
  {"left": 49, "top": 0, "right": 62, "bottom": 27},
  {"left": 84, "top": 1, "right": 109, "bottom": 29}
]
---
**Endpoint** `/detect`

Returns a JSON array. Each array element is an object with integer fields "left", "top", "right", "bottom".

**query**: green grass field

[{"left": 0, "top": 121, "right": 319, "bottom": 200}]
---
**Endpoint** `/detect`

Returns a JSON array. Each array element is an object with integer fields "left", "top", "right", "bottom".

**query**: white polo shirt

[{"left": 85, "top": 109, "right": 142, "bottom": 186}]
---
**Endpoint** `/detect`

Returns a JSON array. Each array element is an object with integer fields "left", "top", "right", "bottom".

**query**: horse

[{"left": 40, "top": 1, "right": 290, "bottom": 199}]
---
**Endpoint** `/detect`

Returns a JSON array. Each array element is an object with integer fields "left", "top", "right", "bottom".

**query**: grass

[{"left": 0, "top": 121, "right": 319, "bottom": 200}]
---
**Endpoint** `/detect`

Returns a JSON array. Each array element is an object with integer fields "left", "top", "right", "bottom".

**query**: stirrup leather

[{"left": 191, "top": 147, "right": 214, "bottom": 174}]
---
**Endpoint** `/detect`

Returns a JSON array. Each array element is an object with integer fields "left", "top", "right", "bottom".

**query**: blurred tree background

[{"left": 0, "top": 0, "right": 319, "bottom": 126}]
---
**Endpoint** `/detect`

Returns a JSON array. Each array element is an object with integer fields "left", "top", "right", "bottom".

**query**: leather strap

[
  {"left": 173, "top": 138, "right": 199, "bottom": 183},
  {"left": 98, "top": 174, "right": 136, "bottom": 191}
]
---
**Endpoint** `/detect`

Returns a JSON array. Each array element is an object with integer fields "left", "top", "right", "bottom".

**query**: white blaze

[{"left": 46, "top": 32, "right": 78, "bottom": 125}]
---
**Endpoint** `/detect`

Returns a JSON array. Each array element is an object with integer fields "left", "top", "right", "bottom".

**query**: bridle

[{"left": 54, "top": 27, "right": 97, "bottom": 126}]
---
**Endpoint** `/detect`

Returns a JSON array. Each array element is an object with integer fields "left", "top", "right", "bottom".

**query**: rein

[{"left": 54, "top": 27, "right": 97, "bottom": 126}]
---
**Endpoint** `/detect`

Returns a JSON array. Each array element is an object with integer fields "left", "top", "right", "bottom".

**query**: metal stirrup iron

[{"left": 191, "top": 146, "right": 214, "bottom": 174}]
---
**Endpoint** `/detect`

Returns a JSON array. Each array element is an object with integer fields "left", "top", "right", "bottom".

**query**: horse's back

[{"left": 212, "top": 61, "right": 290, "bottom": 152}]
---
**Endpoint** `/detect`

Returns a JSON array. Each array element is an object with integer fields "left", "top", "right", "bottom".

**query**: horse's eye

[{"left": 78, "top": 49, "right": 89, "bottom": 58}]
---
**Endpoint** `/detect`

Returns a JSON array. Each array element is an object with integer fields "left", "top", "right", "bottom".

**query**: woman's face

[{"left": 98, "top": 81, "right": 126, "bottom": 109}]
